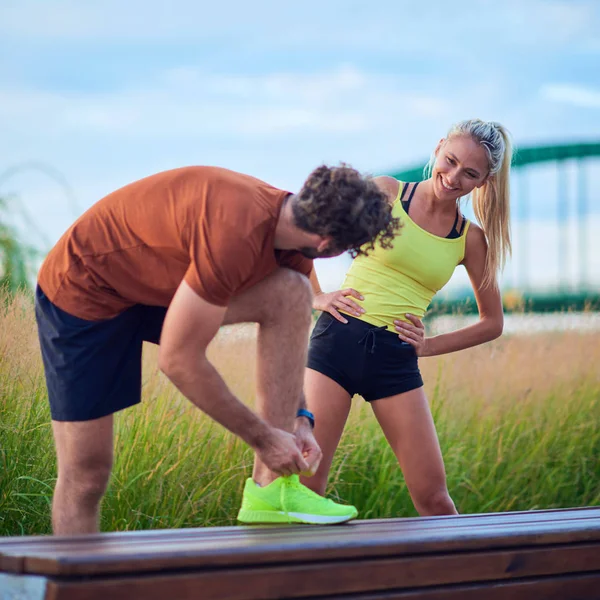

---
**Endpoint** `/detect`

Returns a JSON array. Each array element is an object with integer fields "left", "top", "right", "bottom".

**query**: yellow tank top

[{"left": 342, "top": 181, "right": 470, "bottom": 332}]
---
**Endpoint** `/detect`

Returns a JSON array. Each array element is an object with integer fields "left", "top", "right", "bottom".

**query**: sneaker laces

[
  {"left": 280, "top": 478, "right": 291, "bottom": 522},
  {"left": 280, "top": 475, "right": 336, "bottom": 522}
]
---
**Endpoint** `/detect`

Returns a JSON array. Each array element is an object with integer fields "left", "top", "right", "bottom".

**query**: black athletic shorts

[
  {"left": 307, "top": 312, "right": 423, "bottom": 401},
  {"left": 35, "top": 285, "right": 167, "bottom": 421}
]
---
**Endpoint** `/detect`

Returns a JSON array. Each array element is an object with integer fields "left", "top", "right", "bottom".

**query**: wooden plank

[
  {"left": 363, "top": 505, "right": 600, "bottom": 525},
  {"left": 3, "top": 506, "right": 600, "bottom": 564},
  {"left": 2, "top": 508, "right": 600, "bottom": 574},
  {"left": 6, "top": 527, "right": 600, "bottom": 577},
  {"left": 0, "top": 555, "right": 25, "bottom": 576},
  {"left": 38, "top": 543, "right": 600, "bottom": 600},
  {"left": 308, "top": 572, "right": 600, "bottom": 600},
  {"left": 17, "top": 516, "right": 600, "bottom": 576},
  {"left": 2, "top": 507, "right": 599, "bottom": 551},
  {"left": 4, "top": 506, "right": 600, "bottom": 553}
]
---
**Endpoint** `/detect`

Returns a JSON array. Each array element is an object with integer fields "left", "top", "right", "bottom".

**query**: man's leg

[
  {"left": 223, "top": 268, "right": 313, "bottom": 486},
  {"left": 36, "top": 285, "right": 150, "bottom": 535},
  {"left": 51, "top": 415, "right": 114, "bottom": 534}
]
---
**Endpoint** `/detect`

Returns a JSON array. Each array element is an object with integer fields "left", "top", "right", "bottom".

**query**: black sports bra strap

[
  {"left": 451, "top": 208, "right": 460, "bottom": 232},
  {"left": 402, "top": 182, "right": 419, "bottom": 213},
  {"left": 459, "top": 216, "right": 468, "bottom": 236},
  {"left": 399, "top": 182, "right": 409, "bottom": 201},
  {"left": 407, "top": 182, "right": 419, "bottom": 204}
]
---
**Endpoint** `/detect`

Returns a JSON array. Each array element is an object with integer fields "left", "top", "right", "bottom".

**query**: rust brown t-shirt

[{"left": 38, "top": 166, "right": 313, "bottom": 320}]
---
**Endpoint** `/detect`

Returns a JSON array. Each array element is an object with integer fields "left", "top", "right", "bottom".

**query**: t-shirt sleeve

[
  {"left": 184, "top": 224, "right": 259, "bottom": 306},
  {"left": 276, "top": 250, "right": 313, "bottom": 277}
]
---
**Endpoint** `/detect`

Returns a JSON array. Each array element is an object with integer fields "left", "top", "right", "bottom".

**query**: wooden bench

[{"left": 1, "top": 506, "right": 600, "bottom": 599}]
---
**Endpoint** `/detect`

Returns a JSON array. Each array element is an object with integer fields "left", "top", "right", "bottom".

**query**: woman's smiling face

[{"left": 432, "top": 135, "right": 490, "bottom": 200}]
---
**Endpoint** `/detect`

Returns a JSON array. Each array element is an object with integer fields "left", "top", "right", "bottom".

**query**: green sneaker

[{"left": 237, "top": 475, "right": 358, "bottom": 525}]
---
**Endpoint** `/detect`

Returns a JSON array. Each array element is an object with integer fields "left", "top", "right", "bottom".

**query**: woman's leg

[
  {"left": 371, "top": 387, "right": 457, "bottom": 516},
  {"left": 300, "top": 368, "right": 352, "bottom": 495}
]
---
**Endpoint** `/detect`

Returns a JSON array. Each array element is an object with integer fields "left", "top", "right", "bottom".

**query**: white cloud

[
  {"left": 0, "top": 65, "right": 465, "bottom": 140},
  {"left": 0, "top": 61, "right": 496, "bottom": 246},
  {"left": 0, "top": 0, "right": 271, "bottom": 41},
  {"left": 516, "top": 0, "right": 596, "bottom": 44},
  {"left": 1, "top": 0, "right": 597, "bottom": 54},
  {"left": 540, "top": 83, "right": 600, "bottom": 109}
]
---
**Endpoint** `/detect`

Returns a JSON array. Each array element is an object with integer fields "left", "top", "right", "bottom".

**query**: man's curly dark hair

[{"left": 291, "top": 164, "right": 401, "bottom": 257}]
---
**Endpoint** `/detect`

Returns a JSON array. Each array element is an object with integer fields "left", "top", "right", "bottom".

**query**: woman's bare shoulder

[{"left": 372, "top": 176, "right": 401, "bottom": 204}]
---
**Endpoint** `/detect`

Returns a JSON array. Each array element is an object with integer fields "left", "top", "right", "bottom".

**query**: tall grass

[
  {"left": 0, "top": 196, "right": 41, "bottom": 292},
  {"left": 1, "top": 288, "right": 599, "bottom": 536}
]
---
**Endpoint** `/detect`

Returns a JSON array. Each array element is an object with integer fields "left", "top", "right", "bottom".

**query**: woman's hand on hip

[
  {"left": 394, "top": 314, "right": 427, "bottom": 356},
  {"left": 313, "top": 288, "right": 365, "bottom": 324}
]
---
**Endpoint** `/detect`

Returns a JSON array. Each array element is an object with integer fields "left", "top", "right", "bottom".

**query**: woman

[{"left": 302, "top": 119, "right": 512, "bottom": 516}]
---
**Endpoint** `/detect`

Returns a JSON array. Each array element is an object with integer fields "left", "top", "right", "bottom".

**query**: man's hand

[
  {"left": 294, "top": 418, "right": 322, "bottom": 476},
  {"left": 253, "top": 427, "right": 310, "bottom": 476}
]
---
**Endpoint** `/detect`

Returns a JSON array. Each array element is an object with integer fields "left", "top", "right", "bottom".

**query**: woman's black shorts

[{"left": 307, "top": 312, "right": 423, "bottom": 401}]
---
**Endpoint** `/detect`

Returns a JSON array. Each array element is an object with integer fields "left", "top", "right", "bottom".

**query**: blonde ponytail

[{"left": 446, "top": 119, "right": 513, "bottom": 288}]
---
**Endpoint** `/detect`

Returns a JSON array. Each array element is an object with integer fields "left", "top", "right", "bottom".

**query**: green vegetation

[
  {"left": 1, "top": 288, "right": 599, "bottom": 536},
  {"left": 426, "top": 289, "right": 600, "bottom": 317},
  {"left": 0, "top": 196, "right": 39, "bottom": 293}
]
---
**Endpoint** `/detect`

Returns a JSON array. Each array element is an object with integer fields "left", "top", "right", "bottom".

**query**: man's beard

[
  {"left": 298, "top": 246, "right": 341, "bottom": 259},
  {"left": 298, "top": 247, "right": 321, "bottom": 259}
]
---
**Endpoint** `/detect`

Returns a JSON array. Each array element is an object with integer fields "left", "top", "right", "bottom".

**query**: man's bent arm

[{"left": 158, "top": 281, "right": 270, "bottom": 448}]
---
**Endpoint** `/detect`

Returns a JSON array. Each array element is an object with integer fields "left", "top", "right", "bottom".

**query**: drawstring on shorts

[{"left": 357, "top": 325, "right": 388, "bottom": 354}]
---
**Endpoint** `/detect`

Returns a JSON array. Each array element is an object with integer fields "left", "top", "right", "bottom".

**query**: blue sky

[{"left": 1, "top": 0, "right": 599, "bottom": 291}]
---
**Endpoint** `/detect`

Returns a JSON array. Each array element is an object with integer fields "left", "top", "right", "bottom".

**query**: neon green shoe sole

[{"left": 237, "top": 507, "right": 357, "bottom": 525}]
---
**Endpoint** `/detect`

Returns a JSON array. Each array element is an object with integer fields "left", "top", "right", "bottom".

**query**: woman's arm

[
  {"left": 308, "top": 268, "right": 324, "bottom": 297},
  {"left": 309, "top": 267, "right": 364, "bottom": 324},
  {"left": 397, "top": 224, "right": 504, "bottom": 357}
]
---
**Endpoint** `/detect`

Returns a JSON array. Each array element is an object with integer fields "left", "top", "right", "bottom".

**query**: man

[{"left": 36, "top": 164, "right": 399, "bottom": 534}]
